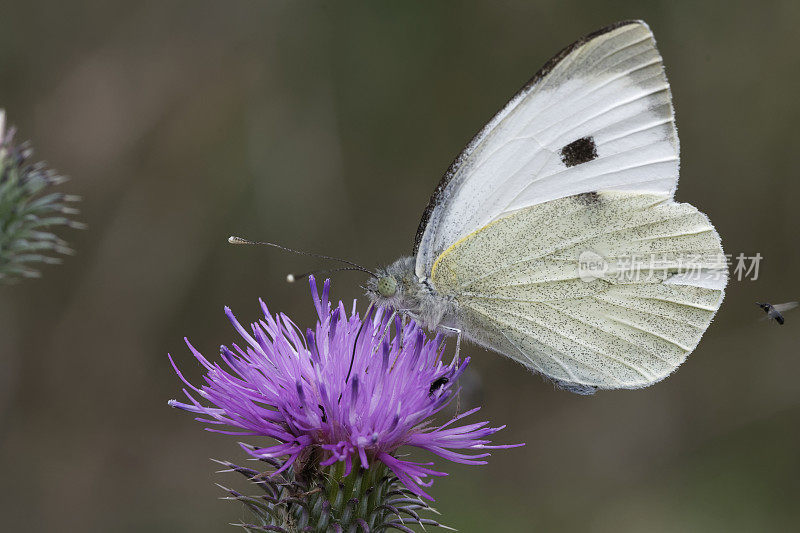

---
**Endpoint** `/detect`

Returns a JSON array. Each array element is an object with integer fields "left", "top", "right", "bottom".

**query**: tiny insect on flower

[{"left": 169, "top": 276, "right": 522, "bottom": 500}]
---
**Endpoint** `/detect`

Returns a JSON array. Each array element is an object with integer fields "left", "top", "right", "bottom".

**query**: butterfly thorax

[{"left": 366, "top": 256, "right": 458, "bottom": 332}]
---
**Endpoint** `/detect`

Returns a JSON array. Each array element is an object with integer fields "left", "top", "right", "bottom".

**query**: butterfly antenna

[
  {"left": 228, "top": 235, "right": 377, "bottom": 277},
  {"left": 286, "top": 267, "right": 370, "bottom": 283}
]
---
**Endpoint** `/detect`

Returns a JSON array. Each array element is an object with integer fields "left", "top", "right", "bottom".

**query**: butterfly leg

[
  {"left": 438, "top": 325, "right": 462, "bottom": 364},
  {"left": 393, "top": 310, "right": 411, "bottom": 348},
  {"left": 373, "top": 309, "right": 398, "bottom": 354},
  {"left": 397, "top": 309, "right": 422, "bottom": 347},
  {"left": 436, "top": 324, "right": 463, "bottom": 413},
  {"left": 400, "top": 314, "right": 409, "bottom": 348}
]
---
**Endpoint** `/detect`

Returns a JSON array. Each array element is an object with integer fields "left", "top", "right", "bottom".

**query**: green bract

[{"left": 0, "top": 110, "right": 82, "bottom": 282}]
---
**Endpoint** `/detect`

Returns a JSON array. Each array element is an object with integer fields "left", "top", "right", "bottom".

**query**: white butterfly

[{"left": 365, "top": 20, "right": 727, "bottom": 394}]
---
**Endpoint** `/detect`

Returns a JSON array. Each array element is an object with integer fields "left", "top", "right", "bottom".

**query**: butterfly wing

[
  {"left": 415, "top": 20, "right": 679, "bottom": 279},
  {"left": 772, "top": 302, "right": 799, "bottom": 313},
  {"left": 415, "top": 21, "right": 727, "bottom": 390},
  {"left": 430, "top": 192, "right": 726, "bottom": 390}
]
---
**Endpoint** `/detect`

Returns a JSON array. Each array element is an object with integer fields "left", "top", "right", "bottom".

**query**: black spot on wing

[{"left": 560, "top": 137, "right": 598, "bottom": 167}]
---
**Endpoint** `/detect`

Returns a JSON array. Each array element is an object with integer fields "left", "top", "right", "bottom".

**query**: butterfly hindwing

[{"left": 430, "top": 192, "right": 726, "bottom": 390}]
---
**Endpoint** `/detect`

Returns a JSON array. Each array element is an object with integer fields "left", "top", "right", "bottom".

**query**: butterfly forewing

[{"left": 415, "top": 21, "right": 680, "bottom": 280}]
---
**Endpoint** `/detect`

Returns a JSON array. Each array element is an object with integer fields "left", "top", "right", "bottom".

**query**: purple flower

[{"left": 170, "top": 277, "right": 521, "bottom": 500}]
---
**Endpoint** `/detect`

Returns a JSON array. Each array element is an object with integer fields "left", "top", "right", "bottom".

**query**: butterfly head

[{"left": 366, "top": 256, "right": 417, "bottom": 309}]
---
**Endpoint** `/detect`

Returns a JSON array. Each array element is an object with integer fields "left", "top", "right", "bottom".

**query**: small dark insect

[
  {"left": 756, "top": 302, "right": 799, "bottom": 325},
  {"left": 429, "top": 376, "right": 449, "bottom": 396}
]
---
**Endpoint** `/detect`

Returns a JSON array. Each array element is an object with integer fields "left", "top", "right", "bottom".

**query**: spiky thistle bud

[
  {"left": 215, "top": 453, "right": 451, "bottom": 532},
  {"left": 0, "top": 110, "right": 83, "bottom": 281},
  {"left": 170, "top": 277, "right": 523, "bottom": 531}
]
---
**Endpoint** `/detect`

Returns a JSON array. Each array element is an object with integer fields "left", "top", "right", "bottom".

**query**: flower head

[
  {"left": 0, "top": 109, "right": 83, "bottom": 281},
  {"left": 170, "top": 276, "right": 520, "bottom": 500}
]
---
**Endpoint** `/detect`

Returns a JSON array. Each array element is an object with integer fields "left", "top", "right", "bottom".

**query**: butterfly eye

[{"left": 377, "top": 276, "right": 398, "bottom": 298}]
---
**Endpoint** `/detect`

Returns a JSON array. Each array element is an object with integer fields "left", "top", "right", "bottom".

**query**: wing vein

[
  {"left": 512, "top": 33, "right": 655, "bottom": 139},
  {"left": 477, "top": 302, "right": 630, "bottom": 383},
  {"left": 601, "top": 313, "right": 693, "bottom": 351},
  {"left": 538, "top": 301, "right": 671, "bottom": 365},
  {"left": 528, "top": 62, "right": 668, "bottom": 145}
]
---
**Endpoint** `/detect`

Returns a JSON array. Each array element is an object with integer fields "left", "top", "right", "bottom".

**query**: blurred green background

[{"left": 2, "top": 1, "right": 800, "bottom": 531}]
